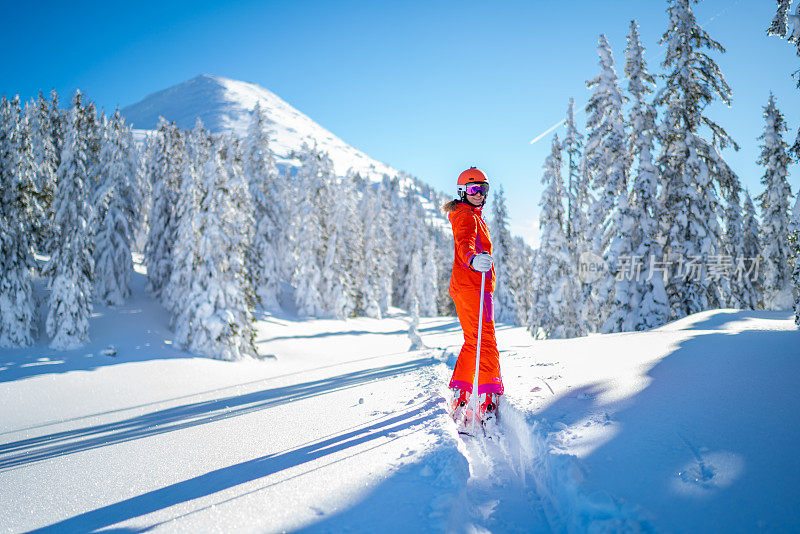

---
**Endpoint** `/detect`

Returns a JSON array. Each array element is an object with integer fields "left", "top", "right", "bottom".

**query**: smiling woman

[{"left": 442, "top": 167, "right": 503, "bottom": 431}]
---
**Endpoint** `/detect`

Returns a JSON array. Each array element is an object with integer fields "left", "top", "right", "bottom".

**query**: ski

[{"left": 449, "top": 398, "right": 500, "bottom": 439}]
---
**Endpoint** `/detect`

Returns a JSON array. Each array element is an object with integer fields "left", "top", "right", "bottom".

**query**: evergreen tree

[
  {"left": 172, "top": 146, "right": 256, "bottom": 360},
  {"left": 25, "top": 93, "right": 57, "bottom": 255},
  {"left": 563, "top": 97, "right": 586, "bottom": 243},
  {"left": 489, "top": 184, "right": 518, "bottom": 324},
  {"left": 756, "top": 93, "right": 794, "bottom": 309},
  {"left": 93, "top": 110, "right": 139, "bottom": 305},
  {"left": 585, "top": 34, "right": 629, "bottom": 255},
  {"left": 243, "top": 103, "right": 285, "bottom": 309},
  {"left": 145, "top": 120, "right": 184, "bottom": 299},
  {"left": 392, "top": 192, "right": 430, "bottom": 312},
  {"left": 354, "top": 182, "right": 393, "bottom": 318},
  {"left": 769, "top": 0, "right": 793, "bottom": 41},
  {"left": 166, "top": 120, "right": 211, "bottom": 322},
  {"left": 0, "top": 96, "right": 36, "bottom": 347},
  {"left": 768, "top": 0, "right": 800, "bottom": 154},
  {"left": 530, "top": 135, "right": 580, "bottom": 338},
  {"left": 656, "top": 0, "right": 740, "bottom": 320},
  {"left": 420, "top": 241, "right": 439, "bottom": 317},
  {"left": 604, "top": 19, "right": 668, "bottom": 332},
  {"left": 290, "top": 145, "right": 328, "bottom": 317},
  {"left": 508, "top": 237, "right": 535, "bottom": 327},
  {"left": 407, "top": 250, "right": 425, "bottom": 349},
  {"left": 769, "top": 0, "right": 800, "bottom": 59},
  {"left": 133, "top": 132, "right": 156, "bottom": 254},
  {"left": 45, "top": 91, "right": 94, "bottom": 350},
  {"left": 789, "top": 193, "right": 800, "bottom": 324},
  {"left": 724, "top": 188, "right": 761, "bottom": 310},
  {"left": 320, "top": 171, "right": 358, "bottom": 319},
  {"left": 49, "top": 90, "right": 65, "bottom": 172},
  {"left": 583, "top": 34, "right": 629, "bottom": 331}
]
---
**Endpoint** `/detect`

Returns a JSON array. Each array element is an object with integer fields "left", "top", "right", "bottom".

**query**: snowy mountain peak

[{"left": 121, "top": 74, "right": 397, "bottom": 179}]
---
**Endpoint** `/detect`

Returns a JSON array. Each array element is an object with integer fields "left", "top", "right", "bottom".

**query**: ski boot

[
  {"left": 478, "top": 392, "right": 500, "bottom": 424},
  {"left": 451, "top": 388, "right": 471, "bottom": 427}
]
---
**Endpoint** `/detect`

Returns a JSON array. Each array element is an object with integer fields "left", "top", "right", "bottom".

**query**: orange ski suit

[{"left": 448, "top": 202, "right": 503, "bottom": 395}]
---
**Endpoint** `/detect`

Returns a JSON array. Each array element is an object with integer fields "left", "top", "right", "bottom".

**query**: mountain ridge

[{"left": 121, "top": 74, "right": 398, "bottom": 180}]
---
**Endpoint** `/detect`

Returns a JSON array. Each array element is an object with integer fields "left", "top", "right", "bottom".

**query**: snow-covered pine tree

[
  {"left": 585, "top": 34, "right": 629, "bottom": 254},
  {"left": 45, "top": 91, "right": 95, "bottom": 350},
  {"left": 145, "top": 120, "right": 184, "bottom": 299},
  {"left": 82, "top": 101, "right": 103, "bottom": 192},
  {"left": 604, "top": 19, "right": 668, "bottom": 332},
  {"left": 489, "top": 184, "right": 518, "bottom": 324},
  {"left": 435, "top": 230, "right": 456, "bottom": 317},
  {"left": 583, "top": 34, "right": 629, "bottom": 331},
  {"left": 290, "top": 144, "right": 328, "bottom": 317},
  {"left": 132, "top": 132, "right": 155, "bottom": 254},
  {"left": 768, "top": 0, "right": 800, "bottom": 155},
  {"left": 378, "top": 176, "right": 402, "bottom": 314},
  {"left": 510, "top": 236, "right": 535, "bottom": 326},
  {"left": 25, "top": 93, "right": 57, "bottom": 256},
  {"left": 166, "top": 120, "right": 209, "bottom": 323},
  {"left": 756, "top": 93, "right": 794, "bottom": 310},
  {"left": 392, "top": 192, "right": 430, "bottom": 312},
  {"left": 48, "top": 90, "right": 65, "bottom": 172},
  {"left": 318, "top": 169, "right": 358, "bottom": 319},
  {"left": 562, "top": 98, "right": 590, "bottom": 330},
  {"left": 172, "top": 143, "right": 256, "bottom": 361},
  {"left": 93, "top": 109, "right": 139, "bottom": 305},
  {"left": 407, "top": 249, "right": 425, "bottom": 349},
  {"left": 656, "top": 0, "right": 740, "bottom": 320},
  {"left": 222, "top": 135, "right": 257, "bottom": 338},
  {"left": 563, "top": 97, "right": 586, "bottom": 244},
  {"left": 354, "top": 181, "right": 393, "bottom": 318},
  {"left": 530, "top": 135, "right": 580, "bottom": 339},
  {"left": 769, "top": 0, "right": 800, "bottom": 63},
  {"left": 789, "top": 193, "right": 800, "bottom": 324},
  {"left": 243, "top": 103, "right": 285, "bottom": 309},
  {"left": 0, "top": 96, "right": 36, "bottom": 347},
  {"left": 724, "top": 187, "right": 760, "bottom": 310},
  {"left": 420, "top": 241, "right": 439, "bottom": 317},
  {"left": 769, "top": 0, "right": 793, "bottom": 41}
]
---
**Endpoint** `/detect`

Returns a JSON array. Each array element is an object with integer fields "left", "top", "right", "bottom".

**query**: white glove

[{"left": 471, "top": 253, "right": 493, "bottom": 273}]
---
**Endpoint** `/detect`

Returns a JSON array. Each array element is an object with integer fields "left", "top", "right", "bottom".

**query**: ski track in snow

[{"left": 432, "top": 362, "right": 653, "bottom": 534}]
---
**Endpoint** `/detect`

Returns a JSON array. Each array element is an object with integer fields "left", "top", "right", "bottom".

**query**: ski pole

[{"left": 471, "top": 271, "right": 486, "bottom": 434}]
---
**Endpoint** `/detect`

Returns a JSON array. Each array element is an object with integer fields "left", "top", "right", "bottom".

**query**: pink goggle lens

[{"left": 465, "top": 184, "right": 488, "bottom": 196}]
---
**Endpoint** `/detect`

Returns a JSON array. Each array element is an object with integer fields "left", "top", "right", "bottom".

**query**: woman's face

[{"left": 465, "top": 183, "right": 487, "bottom": 206}]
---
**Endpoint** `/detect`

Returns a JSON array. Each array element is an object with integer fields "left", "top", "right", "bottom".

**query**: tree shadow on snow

[
  {"left": 25, "top": 401, "right": 439, "bottom": 533},
  {"left": 529, "top": 316, "right": 800, "bottom": 532},
  {"left": 0, "top": 357, "right": 438, "bottom": 472},
  {"left": 0, "top": 270, "right": 198, "bottom": 383}
]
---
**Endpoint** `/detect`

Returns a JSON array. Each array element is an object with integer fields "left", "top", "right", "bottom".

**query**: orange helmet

[{"left": 457, "top": 167, "right": 489, "bottom": 197}]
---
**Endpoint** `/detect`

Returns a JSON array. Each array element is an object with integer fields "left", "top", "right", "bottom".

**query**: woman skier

[{"left": 443, "top": 167, "right": 503, "bottom": 424}]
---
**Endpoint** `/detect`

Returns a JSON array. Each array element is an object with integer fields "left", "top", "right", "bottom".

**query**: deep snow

[{"left": 1, "top": 264, "right": 799, "bottom": 532}]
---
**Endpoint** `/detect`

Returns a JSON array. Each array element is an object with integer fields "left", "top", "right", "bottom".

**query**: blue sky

[{"left": 2, "top": 0, "right": 798, "bottom": 244}]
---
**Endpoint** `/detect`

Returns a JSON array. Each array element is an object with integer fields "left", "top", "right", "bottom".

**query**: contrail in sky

[
  {"left": 529, "top": 118, "right": 565, "bottom": 145},
  {"left": 530, "top": 98, "right": 588, "bottom": 146},
  {"left": 705, "top": 0, "right": 741, "bottom": 26}
]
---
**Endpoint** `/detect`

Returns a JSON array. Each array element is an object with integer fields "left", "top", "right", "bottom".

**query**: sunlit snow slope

[{"left": 121, "top": 74, "right": 397, "bottom": 180}]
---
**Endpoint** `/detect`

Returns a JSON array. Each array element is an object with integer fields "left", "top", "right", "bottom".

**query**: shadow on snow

[
  {"left": 27, "top": 402, "right": 440, "bottom": 533},
  {"left": 526, "top": 310, "right": 800, "bottom": 532},
  {"left": 0, "top": 357, "right": 438, "bottom": 471}
]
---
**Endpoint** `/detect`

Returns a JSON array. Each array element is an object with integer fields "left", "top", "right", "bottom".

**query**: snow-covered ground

[{"left": 2, "top": 265, "right": 799, "bottom": 532}]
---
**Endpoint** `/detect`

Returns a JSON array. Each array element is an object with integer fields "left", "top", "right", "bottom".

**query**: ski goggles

[{"left": 465, "top": 183, "right": 489, "bottom": 196}]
